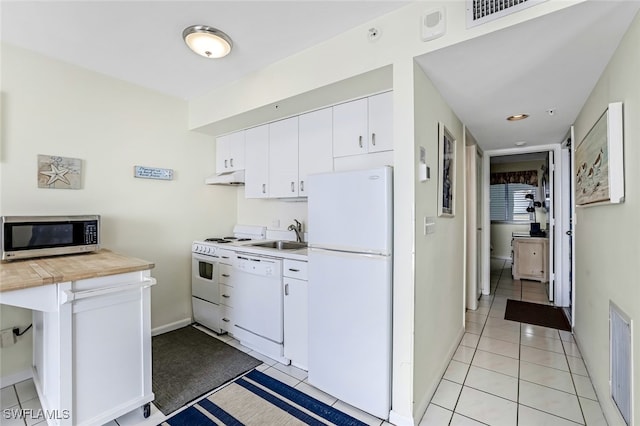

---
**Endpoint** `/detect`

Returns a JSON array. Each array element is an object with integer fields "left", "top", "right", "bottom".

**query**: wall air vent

[
  {"left": 466, "top": 0, "right": 548, "bottom": 28},
  {"left": 610, "top": 301, "right": 633, "bottom": 426}
]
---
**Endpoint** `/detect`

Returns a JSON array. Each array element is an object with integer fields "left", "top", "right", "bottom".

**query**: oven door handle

[{"left": 60, "top": 277, "right": 157, "bottom": 304}]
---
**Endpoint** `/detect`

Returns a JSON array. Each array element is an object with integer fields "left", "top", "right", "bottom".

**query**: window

[{"left": 490, "top": 183, "right": 535, "bottom": 222}]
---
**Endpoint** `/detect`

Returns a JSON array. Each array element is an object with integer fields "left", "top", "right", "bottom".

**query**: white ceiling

[
  {"left": 2, "top": 1, "right": 639, "bottom": 152},
  {"left": 416, "top": 1, "right": 640, "bottom": 151},
  {"left": 0, "top": 1, "right": 407, "bottom": 100}
]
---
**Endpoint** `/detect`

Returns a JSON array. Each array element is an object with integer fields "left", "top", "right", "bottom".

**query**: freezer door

[
  {"left": 307, "top": 248, "right": 391, "bottom": 419},
  {"left": 308, "top": 166, "right": 392, "bottom": 255}
]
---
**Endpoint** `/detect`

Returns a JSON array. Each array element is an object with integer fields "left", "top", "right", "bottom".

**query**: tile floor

[
  {"left": 421, "top": 259, "right": 607, "bottom": 426},
  {"left": 1, "top": 258, "right": 607, "bottom": 426}
]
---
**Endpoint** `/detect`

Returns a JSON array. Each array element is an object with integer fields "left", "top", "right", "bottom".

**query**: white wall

[
  {"left": 572, "top": 11, "right": 640, "bottom": 425},
  {"left": 412, "top": 62, "right": 466, "bottom": 419},
  {"left": 0, "top": 44, "right": 236, "bottom": 380},
  {"left": 236, "top": 193, "right": 307, "bottom": 233}
]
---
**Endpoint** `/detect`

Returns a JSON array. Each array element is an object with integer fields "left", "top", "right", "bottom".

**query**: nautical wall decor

[{"left": 37, "top": 154, "right": 82, "bottom": 189}]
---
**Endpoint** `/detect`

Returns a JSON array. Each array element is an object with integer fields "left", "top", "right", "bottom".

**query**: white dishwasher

[{"left": 232, "top": 252, "right": 288, "bottom": 363}]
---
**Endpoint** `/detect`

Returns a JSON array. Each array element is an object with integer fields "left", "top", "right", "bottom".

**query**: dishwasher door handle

[{"left": 60, "top": 277, "right": 157, "bottom": 304}]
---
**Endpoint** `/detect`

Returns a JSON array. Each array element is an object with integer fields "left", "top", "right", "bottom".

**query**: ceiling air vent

[{"left": 466, "top": 0, "right": 548, "bottom": 28}]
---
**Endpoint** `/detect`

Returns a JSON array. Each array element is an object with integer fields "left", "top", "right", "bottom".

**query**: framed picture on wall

[
  {"left": 575, "top": 102, "right": 624, "bottom": 206},
  {"left": 438, "top": 122, "right": 456, "bottom": 217}
]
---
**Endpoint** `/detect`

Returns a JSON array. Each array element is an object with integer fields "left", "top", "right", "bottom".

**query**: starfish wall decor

[{"left": 37, "top": 155, "right": 82, "bottom": 189}]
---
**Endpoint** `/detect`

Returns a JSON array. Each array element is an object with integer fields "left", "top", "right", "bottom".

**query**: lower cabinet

[
  {"left": 512, "top": 237, "right": 549, "bottom": 282},
  {"left": 283, "top": 260, "right": 308, "bottom": 370}
]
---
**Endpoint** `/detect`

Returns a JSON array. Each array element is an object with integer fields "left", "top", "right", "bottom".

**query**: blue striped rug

[{"left": 160, "top": 369, "right": 368, "bottom": 426}]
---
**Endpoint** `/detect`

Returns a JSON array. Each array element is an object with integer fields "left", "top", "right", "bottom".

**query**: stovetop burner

[
  {"left": 204, "top": 237, "right": 229, "bottom": 243},
  {"left": 237, "top": 238, "right": 252, "bottom": 241}
]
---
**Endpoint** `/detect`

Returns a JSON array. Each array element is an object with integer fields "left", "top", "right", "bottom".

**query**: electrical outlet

[{"left": 0, "top": 328, "right": 17, "bottom": 348}]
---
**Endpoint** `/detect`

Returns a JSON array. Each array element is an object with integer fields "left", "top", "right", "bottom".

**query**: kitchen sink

[{"left": 250, "top": 241, "right": 307, "bottom": 250}]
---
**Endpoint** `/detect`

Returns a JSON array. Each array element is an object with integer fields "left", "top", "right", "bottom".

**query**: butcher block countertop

[{"left": 0, "top": 249, "right": 155, "bottom": 292}]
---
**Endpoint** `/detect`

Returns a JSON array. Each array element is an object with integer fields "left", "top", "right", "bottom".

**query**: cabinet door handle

[
  {"left": 230, "top": 158, "right": 234, "bottom": 167},
  {"left": 224, "top": 159, "right": 228, "bottom": 168},
  {"left": 300, "top": 180, "right": 304, "bottom": 192},
  {"left": 222, "top": 294, "right": 230, "bottom": 298},
  {"left": 222, "top": 318, "right": 230, "bottom": 323},
  {"left": 262, "top": 183, "right": 266, "bottom": 194},
  {"left": 372, "top": 133, "right": 376, "bottom": 146},
  {"left": 221, "top": 273, "right": 230, "bottom": 277},
  {"left": 284, "top": 283, "right": 289, "bottom": 296},
  {"left": 221, "top": 256, "right": 229, "bottom": 259},
  {"left": 291, "top": 182, "right": 295, "bottom": 192},
  {"left": 358, "top": 135, "right": 363, "bottom": 148},
  {"left": 288, "top": 268, "right": 300, "bottom": 272}
]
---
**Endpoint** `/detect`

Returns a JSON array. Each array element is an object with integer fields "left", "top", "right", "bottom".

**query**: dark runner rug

[
  {"left": 505, "top": 299, "right": 571, "bottom": 331},
  {"left": 161, "top": 369, "right": 368, "bottom": 426},
  {"left": 152, "top": 326, "right": 261, "bottom": 415}
]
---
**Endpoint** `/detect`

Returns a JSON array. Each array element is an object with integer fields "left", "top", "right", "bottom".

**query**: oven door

[{"left": 191, "top": 253, "right": 219, "bottom": 304}]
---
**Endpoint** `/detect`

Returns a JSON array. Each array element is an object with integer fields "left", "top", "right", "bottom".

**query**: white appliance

[
  {"left": 191, "top": 225, "right": 266, "bottom": 334},
  {"left": 232, "top": 253, "right": 287, "bottom": 363},
  {"left": 307, "top": 166, "right": 393, "bottom": 420}
]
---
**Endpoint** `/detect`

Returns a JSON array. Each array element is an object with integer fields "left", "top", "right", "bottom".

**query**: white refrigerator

[{"left": 307, "top": 166, "right": 392, "bottom": 420}]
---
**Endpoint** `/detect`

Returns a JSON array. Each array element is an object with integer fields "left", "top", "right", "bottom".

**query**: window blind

[{"left": 490, "top": 183, "right": 535, "bottom": 221}]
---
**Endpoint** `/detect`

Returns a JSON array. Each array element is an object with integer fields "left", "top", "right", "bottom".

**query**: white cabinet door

[
  {"left": 244, "top": 124, "right": 270, "bottom": 198},
  {"left": 283, "top": 277, "right": 308, "bottom": 370},
  {"left": 269, "top": 117, "right": 299, "bottom": 198},
  {"left": 368, "top": 92, "right": 393, "bottom": 153},
  {"left": 333, "top": 97, "right": 368, "bottom": 158},
  {"left": 299, "top": 108, "right": 333, "bottom": 196},
  {"left": 216, "top": 131, "right": 245, "bottom": 174}
]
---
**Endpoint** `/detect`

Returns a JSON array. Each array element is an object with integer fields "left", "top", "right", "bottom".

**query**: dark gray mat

[
  {"left": 505, "top": 299, "right": 571, "bottom": 331},
  {"left": 152, "top": 325, "right": 262, "bottom": 415}
]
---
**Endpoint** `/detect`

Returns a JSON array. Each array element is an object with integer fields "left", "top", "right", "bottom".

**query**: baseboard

[
  {"left": 491, "top": 255, "right": 512, "bottom": 261},
  {"left": 151, "top": 318, "right": 192, "bottom": 336},
  {"left": 413, "top": 325, "right": 466, "bottom": 425},
  {"left": 388, "top": 410, "right": 415, "bottom": 426},
  {"left": 0, "top": 368, "right": 32, "bottom": 387}
]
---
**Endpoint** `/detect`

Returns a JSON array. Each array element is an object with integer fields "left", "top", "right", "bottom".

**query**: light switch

[{"left": 424, "top": 216, "right": 436, "bottom": 235}]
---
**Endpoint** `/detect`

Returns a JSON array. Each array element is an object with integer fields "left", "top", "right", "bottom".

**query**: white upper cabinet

[
  {"left": 332, "top": 98, "right": 368, "bottom": 158},
  {"left": 269, "top": 117, "right": 300, "bottom": 198},
  {"left": 215, "top": 131, "right": 245, "bottom": 174},
  {"left": 368, "top": 91, "right": 394, "bottom": 153},
  {"left": 298, "top": 108, "right": 333, "bottom": 196},
  {"left": 332, "top": 92, "right": 393, "bottom": 158},
  {"left": 244, "top": 124, "right": 270, "bottom": 199}
]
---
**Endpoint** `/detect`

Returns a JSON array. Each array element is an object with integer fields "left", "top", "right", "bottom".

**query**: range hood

[{"left": 205, "top": 170, "right": 245, "bottom": 185}]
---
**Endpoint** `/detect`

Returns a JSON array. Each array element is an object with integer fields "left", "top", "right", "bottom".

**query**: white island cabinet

[{"left": 0, "top": 250, "right": 155, "bottom": 426}]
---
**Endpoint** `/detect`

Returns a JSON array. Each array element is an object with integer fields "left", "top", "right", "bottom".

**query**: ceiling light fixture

[
  {"left": 506, "top": 113, "right": 529, "bottom": 121},
  {"left": 183, "top": 25, "right": 233, "bottom": 59}
]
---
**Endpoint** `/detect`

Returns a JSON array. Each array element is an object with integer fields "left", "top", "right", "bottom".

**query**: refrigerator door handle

[{"left": 308, "top": 246, "right": 390, "bottom": 258}]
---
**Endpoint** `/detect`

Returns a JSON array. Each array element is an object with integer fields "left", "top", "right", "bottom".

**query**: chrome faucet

[{"left": 288, "top": 219, "right": 303, "bottom": 243}]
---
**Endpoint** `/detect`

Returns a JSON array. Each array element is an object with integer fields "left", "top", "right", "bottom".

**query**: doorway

[{"left": 481, "top": 144, "right": 570, "bottom": 313}]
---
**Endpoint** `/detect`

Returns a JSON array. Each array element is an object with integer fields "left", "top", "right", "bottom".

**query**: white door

[
  {"left": 547, "top": 150, "right": 555, "bottom": 302},
  {"left": 333, "top": 98, "right": 368, "bottom": 158},
  {"left": 307, "top": 248, "right": 391, "bottom": 419},
  {"left": 269, "top": 117, "right": 299, "bottom": 198},
  {"left": 244, "top": 124, "right": 270, "bottom": 198},
  {"left": 465, "top": 144, "right": 478, "bottom": 310},
  {"left": 368, "top": 92, "right": 393, "bottom": 153},
  {"left": 298, "top": 108, "right": 333, "bottom": 196},
  {"left": 476, "top": 149, "right": 484, "bottom": 299},
  {"left": 307, "top": 166, "right": 392, "bottom": 254}
]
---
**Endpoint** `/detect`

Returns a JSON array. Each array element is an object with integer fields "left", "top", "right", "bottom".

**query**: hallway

[{"left": 422, "top": 259, "right": 608, "bottom": 425}]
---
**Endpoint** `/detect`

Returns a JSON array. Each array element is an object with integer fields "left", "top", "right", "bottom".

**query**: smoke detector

[{"left": 368, "top": 27, "right": 382, "bottom": 42}]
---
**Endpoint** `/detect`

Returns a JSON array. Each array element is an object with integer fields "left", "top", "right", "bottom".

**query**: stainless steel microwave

[{"left": 1, "top": 215, "right": 100, "bottom": 261}]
